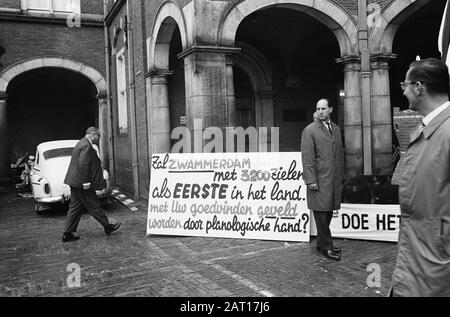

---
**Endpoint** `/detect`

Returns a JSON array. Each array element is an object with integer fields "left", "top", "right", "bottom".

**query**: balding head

[{"left": 316, "top": 98, "right": 333, "bottom": 122}]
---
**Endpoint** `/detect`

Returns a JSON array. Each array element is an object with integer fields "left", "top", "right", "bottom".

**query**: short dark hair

[
  {"left": 86, "top": 127, "right": 100, "bottom": 136},
  {"left": 408, "top": 58, "right": 450, "bottom": 95}
]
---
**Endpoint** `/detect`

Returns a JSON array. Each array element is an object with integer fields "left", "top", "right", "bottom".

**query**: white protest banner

[
  {"left": 147, "top": 152, "right": 310, "bottom": 242},
  {"left": 310, "top": 204, "right": 400, "bottom": 242}
]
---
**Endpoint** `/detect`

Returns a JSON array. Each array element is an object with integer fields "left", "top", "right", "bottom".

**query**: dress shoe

[
  {"left": 317, "top": 246, "right": 342, "bottom": 253},
  {"left": 62, "top": 232, "right": 80, "bottom": 243},
  {"left": 104, "top": 222, "right": 121, "bottom": 235},
  {"left": 322, "top": 249, "right": 341, "bottom": 261}
]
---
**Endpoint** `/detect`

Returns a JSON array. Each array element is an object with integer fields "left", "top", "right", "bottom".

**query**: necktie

[{"left": 326, "top": 122, "right": 333, "bottom": 135}]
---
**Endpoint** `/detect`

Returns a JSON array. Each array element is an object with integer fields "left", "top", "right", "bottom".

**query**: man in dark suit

[
  {"left": 301, "top": 99, "right": 345, "bottom": 261},
  {"left": 62, "top": 127, "right": 121, "bottom": 242}
]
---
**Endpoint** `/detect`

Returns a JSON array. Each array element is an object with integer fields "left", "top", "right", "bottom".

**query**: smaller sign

[{"left": 310, "top": 204, "right": 400, "bottom": 242}]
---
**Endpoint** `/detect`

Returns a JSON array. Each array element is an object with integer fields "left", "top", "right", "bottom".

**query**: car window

[{"left": 43, "top": 147, "right": 74, "bottom": 160}]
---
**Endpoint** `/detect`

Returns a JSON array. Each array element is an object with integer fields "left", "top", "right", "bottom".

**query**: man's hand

[
  {"left": 82, "top": 183, "right": 91, "bottom": 190},
  {"left": 307, "top": 183, "right": 319, "bottom": 191}
]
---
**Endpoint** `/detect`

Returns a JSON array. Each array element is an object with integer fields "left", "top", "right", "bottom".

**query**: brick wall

[
  {"left": 0, "top": 0, "right": 103, "bottom": 13},
  {"left": 107, "top": 3, "right": 134, "bottom": 195},
  {"left": 132, "top": 0, "right": 150, "bottom": 200},
  {"left": 81, "top": 0, "right": 104, "bottom": 15},
  {"left": 0, "top": 21, "right": 105, "bottom": 76},
  {"left": 0, "top": 0, "right": 20, "bottom": 9}
]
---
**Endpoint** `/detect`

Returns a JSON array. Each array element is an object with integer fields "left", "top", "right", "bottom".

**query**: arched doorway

[
  {"left": 233, "top": 6, "right": 343, "bottom": 151},
  {"left": 0, "top": 57, "right": 107, "bottom": 184},
  {"left": 168, "top": 25, "right": 186, "bottom": 149},
  {"left": 147, "top": 1, "right": 188, "bottom": 154},
  {"left": 7, "top": 67, "right": 98, "bottom": 161},
  {"left": 390, "top": 0, "right": 447, "bottom": 110}
]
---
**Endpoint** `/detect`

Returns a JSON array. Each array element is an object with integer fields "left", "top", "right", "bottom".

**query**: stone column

[
  {"left": 370, "top": 53, "right": 397, "bottom": 175},
  {"left": 0, "top": 93, "right": 10, "bottom": 185},
  {"left": 179, "top": 46, "right": 241, "bottom": 152},
  {"left": 337, "top": 56, "right": 363, "bottom": 178},
  {"left": 148, "top": 70, "right": 173, "bottom": 154},
  {"left": 97, "top": 96, "right": 110, "bottom": 171}
]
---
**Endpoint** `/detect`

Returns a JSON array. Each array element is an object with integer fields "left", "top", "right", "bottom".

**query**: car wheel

[{"left": 34, "top": 202, "right": 42, "bottom": 215}]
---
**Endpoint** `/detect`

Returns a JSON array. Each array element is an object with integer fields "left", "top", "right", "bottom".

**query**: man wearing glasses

[
  {"left": 389, "top": 58, "right": 450, "bottom": 296},
  {"left": 62, "top": 127, "right": 121, "bottom": 242}
]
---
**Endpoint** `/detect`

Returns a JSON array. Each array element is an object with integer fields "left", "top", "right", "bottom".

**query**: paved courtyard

[{"left": 0, "top": 188, "right": 397, "bottom": 298}]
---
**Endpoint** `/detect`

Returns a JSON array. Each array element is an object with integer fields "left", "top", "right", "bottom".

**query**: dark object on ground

[{"left": 342, "top": 175, "right": 399, "bottom": 204}]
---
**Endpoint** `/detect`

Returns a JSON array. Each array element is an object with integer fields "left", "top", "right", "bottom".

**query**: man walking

[
  {"left": 62, "top": 127, "right": 121, "bottom": 242},
  {"left": 389, "top": 58, "right": 450, "bottom": 296},
  {"left": 301, "top": 99, "right": 344, "bottom": 261}
]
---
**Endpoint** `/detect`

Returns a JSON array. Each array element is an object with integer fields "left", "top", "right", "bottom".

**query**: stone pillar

[
  {"left": 370, "top": 54, "right": 397, "bottom": 175},
  {"left": 0, "top": 93, "right": 10, "bottom": 185},
  {"left": 148, "top": 70, "right": 173, "bottom": 154},
  {"left": 179, "top": 46, "right": 241, "bottom": 152},
  {"left": 97, "top": 96, "right": 110, "bottom": 171},
  {"left": 337, "top": 56, "right": 363, "bottom": 178}
]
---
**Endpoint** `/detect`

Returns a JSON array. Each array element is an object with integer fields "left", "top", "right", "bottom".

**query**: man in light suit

[
  {"left": 62, "top": 127, "right": 121, "bottom": 242},
  {"left": 301, "top": 99, "right": 344, "bottom": 261},
  {"left": 389, "top": 58, "right": 450, "bottom": 296}
]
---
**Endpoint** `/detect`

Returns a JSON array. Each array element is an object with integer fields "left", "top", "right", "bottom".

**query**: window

[
  {"left": 43, "top": 148, "right": 74, "bottom": 160},
  {"left": 22, "top": 0, "right": 80, "bottom": 14},
  {"left": 116, "top": 48, "right": 128, "bottom": 134}
]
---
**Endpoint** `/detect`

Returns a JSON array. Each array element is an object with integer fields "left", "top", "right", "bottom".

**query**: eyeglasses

[{"left": 400, "top": 81, "right": 420, "bottom": 90}]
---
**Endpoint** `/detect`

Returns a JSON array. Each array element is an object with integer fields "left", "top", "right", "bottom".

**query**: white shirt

[
  {"left": 87, "top": 137, "right": 100, "bottom": 158},
  {"left": 422, "top": 101, "right": 449, "bottom": 126},
  {"left": 84, "top": 137, "right": 100, "bottom": 187},
  {"left": 321, "top": 120, "right": 333, "bottom": 133}
]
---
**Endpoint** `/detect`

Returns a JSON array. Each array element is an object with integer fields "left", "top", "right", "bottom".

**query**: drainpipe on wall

[
  {"left": 103, "top": 0, "right": 115, "bottom": 183},
  {"left": 126, "top": 0, "right": 140, "bottom": 201},
  {"left": 358, "top": 0, "right": 372, "bottom": 175}
]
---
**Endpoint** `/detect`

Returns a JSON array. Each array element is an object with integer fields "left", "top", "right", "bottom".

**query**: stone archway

[
  {"left": 147, "top": 1, "right": 188, "bottom": 71},
  {"left": 218, "top": 0, "right": 358, "bottom": 57},
  {"left": 147, "top": 1, "right": 189, "bottom": 155},
  {"left": 369, "top": 0, "right": 433, "bottom": 54},
  {"left": 0, "top": 57, "right": 108, "bottom": 184}
]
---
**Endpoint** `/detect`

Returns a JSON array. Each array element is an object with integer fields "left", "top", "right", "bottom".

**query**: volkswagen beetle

[{"left": 30, "top": 140, "right": 111, "bottom": 214}]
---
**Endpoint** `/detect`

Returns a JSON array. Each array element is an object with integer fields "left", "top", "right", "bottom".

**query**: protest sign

[
  {"left": 310, "top": 204, "right": 400, "bottom": 242},
  {"left": 147, "top": 152, "right": 310, "bottom": 242}
]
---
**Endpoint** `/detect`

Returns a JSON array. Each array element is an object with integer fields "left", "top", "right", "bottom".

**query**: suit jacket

[
  {"left": 301, "top": 119, "right": 344, "bottom": 211},
  {"left": 64, "top": 137, "right": 106, "bottom": 190}
]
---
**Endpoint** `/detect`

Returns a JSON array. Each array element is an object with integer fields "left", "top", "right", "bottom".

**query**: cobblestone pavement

[{"left": 0, "top": 189, "right": 397, "bottom": 298}]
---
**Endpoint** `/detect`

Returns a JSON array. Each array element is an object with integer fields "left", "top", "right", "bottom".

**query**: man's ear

[{"left": 330, "top": 107, "right": 333, "bottom": 114}]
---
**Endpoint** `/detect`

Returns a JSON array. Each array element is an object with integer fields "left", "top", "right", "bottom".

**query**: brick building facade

[
  {"left": 101, "top": 0, "right": 446, "bottom": 202},
  {"left": 1, "top": 0, "right": 446, "bottom": 201},
  {"left": 0, "top": 0, "right": 107, "bottom": 184}
]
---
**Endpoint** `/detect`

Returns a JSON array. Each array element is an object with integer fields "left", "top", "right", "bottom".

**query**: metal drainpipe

[
  {"left": 103, "top": 0, "right": 115, "bottom": 183},
  {"left": 126, "top": 0, "right": 140, "bottom": 201},
  {"left": 358, "top": 0, "right": 372, "bottom": 175}
]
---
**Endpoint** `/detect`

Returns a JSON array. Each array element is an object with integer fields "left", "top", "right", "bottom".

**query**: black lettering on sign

[
  {"left": 247, "top": 183, "right": 267, "bottom": 200},
  {"left": 152, "top": 178, "right": 171, "bottom": 198},
  {"left": 213, "top": 168, "right": 237, "bottom": 182},
  {"left": 376, "top": 213, "right": 400, "bottom": 231},
  {"left": 341, "top": 213, "right": 369, "bottom": 230},
  {"left": 173, "top": 183, "right": 228, "bottom": 199},
  {"left": 152, "top": 154, "right": 169, "bottom": 170},
  {"left": 183, "top": 217, "right": 204, "bottom": 230}
]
